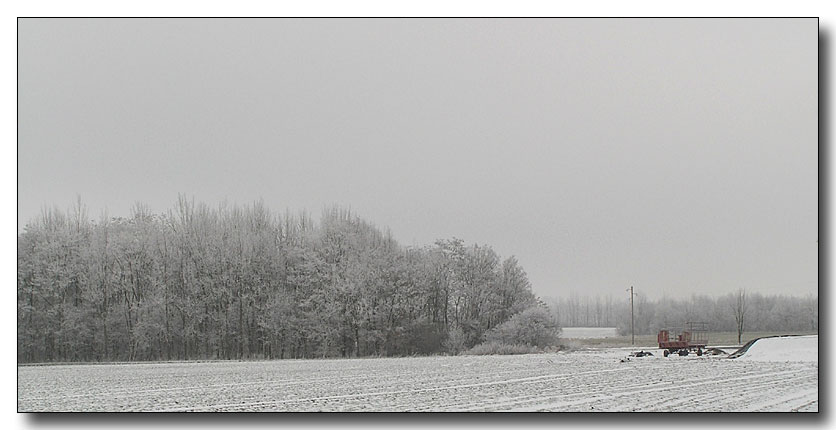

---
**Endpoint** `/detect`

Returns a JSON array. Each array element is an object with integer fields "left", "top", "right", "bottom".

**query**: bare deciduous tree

[{"left": 732, "top": 289, "right": 747, "bottom": 344}]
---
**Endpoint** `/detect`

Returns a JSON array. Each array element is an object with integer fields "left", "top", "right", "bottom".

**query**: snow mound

[
  {"left": 737, "top": 335, "right": 818, "bottom": 362},
  {"left": 561, "top": 327, "right": 619, "bottom": 339}
]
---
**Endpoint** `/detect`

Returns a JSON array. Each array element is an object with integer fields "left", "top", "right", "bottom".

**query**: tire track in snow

[
  {"left": 446, "top": 360, "right": 814, "bottom": 412},
  {"left": 19, "top": 356, "right": 554, "bottom": 406},
  {"left": 444, "top": 358, "right": 720, "bottom": 411},
  {"left": 153, "top": 368, "right": 625, "bottom": 412},
  {"left": 633, "top": 368, "right": 814, "bottom": 411}
]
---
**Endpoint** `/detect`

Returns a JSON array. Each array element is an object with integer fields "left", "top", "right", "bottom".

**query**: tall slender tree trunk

[{"left": 238, "top": 293, "right": 244, "bottom": 359}]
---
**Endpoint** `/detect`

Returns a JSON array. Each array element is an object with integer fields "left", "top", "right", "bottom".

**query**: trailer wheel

[
  {"left": 696, "top": 348, "right": 703, "bottom": 356},
  {"left": 678, "top": 349, "right": 689, "bottom": 356},
  {"left": 663, "top": 350, "right": 669, "bottom": 357}
]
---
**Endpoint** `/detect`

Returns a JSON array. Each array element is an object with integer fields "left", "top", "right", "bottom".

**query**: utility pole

[{"left": 626, "top": 286, "right": 636, "bottom": 345}]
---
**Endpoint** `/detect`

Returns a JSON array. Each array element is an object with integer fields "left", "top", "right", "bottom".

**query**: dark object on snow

[
  {"left": 728, "top": 337, "right": 766, "bottom": 359},
  {"left": 630, "top": 350, "right": 654, "bottom": 357}
]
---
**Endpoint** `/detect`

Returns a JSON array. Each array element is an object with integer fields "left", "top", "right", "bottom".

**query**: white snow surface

[
  {"left": 18, "top": 346, "right": 818, "bottom": 412},
  {"left": 561, "top": 327, "right": 619, "bottom": 339},
  {"left": 738, "top": 335, "right": 818, "bottom": 362}
]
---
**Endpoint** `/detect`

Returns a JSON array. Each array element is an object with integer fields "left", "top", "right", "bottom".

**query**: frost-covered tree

[{"left": 18, "top": 197, "right": 544, "bottom": 362}]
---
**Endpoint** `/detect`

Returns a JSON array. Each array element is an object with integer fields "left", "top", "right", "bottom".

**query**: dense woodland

[
  {"left": 17, "top": 198, "right": 817, "bottom": 363},
  {"left": 545, "top": 290, "right": 818, "bottom": 336},
  {"left": 18, "top": 198, "right": 541, "bottom": 362}
]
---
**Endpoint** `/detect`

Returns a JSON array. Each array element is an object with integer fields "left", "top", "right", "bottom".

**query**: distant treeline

[
  {"left": 17, "top": 197, "right": 540, "bottom": 363},
  {"left": 545, "top": 290, "right": 818, "bottom": 335}
]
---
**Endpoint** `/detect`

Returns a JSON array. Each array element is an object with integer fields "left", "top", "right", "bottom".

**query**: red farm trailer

[{"left": 657, "top": 322, "right": 709, "bottom": 357}]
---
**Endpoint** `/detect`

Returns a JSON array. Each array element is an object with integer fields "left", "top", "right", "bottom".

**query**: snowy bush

[
  {"left": 484, "top": 306, "right": 562, "bottom": 348},
  {"left": 464, "top": 306, "right": 562, "bottom": 355}
]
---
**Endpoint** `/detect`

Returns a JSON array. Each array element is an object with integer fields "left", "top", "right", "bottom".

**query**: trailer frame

[{"left": 657, "top": 322, "right": 709, "bottom": 357}]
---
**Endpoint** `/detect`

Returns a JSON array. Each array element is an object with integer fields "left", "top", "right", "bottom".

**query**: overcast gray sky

[{"left": 18, "top": 18, "right": 818, "bottom": 299}]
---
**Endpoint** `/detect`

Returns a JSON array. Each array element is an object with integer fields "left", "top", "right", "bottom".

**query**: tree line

[
  {"left": 544, "top": 289, "right": 817, "bottom": 337},
  {"left": 17, "top": 197, "right": 541, "bottom": 363}
]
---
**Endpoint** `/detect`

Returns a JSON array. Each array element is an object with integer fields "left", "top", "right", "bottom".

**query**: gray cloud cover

[{"left": 18, "top": 18, "right": 818, "bottom": 298}]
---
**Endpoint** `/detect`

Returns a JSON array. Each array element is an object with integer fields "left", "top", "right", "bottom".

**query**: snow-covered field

[
  {"left": 18, "top": 337, "right": 817, "bottom": 412},
  {"left": 737, "top": 335, "right": 817, "bottom": 363},
  {"left": 561, "top": 327, "right": 620, "bottom": 339}
]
